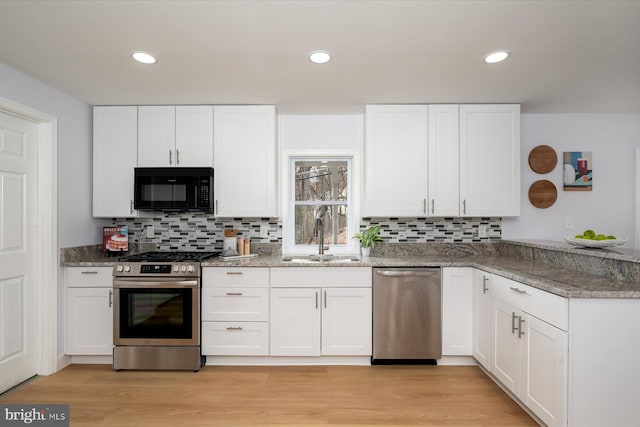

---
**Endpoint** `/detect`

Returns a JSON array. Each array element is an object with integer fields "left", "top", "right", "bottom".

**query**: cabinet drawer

[
  {"left": 201, "top": 288, "right": 269, "bottom": 321},
  {"left": 271, "top": 267, "right": 372, "bottom": 288},
  {"left": 492, "top": 275, "right": 568, "bottom": 331},
  {"left": 202, "top": 267, "right": 269, "bottom": 288},
  {"left": 201, "top": 321, "right": 269, "bottom": 356},
  {"left": 65, "top": 267, "right": 113, "bottom": 288}
]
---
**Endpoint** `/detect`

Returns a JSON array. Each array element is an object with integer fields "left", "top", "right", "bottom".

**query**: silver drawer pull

[
  {"left": 225, "top": 292, "right": 243, "bottom": 296},
  {"left": 226, "top": 327, "right": 243, "bottom": 331},
  {"left": 510, "top": 286, "right": 529, "bottom": 295},
  {"left": 81, "top": 271, "right": 98, "bottom": 275},
  {"left": 376, "top": 270, "right": 436, "bottom": 277},
  {"left": 226, "top": 272, "right": 243, "bottom": 275}
]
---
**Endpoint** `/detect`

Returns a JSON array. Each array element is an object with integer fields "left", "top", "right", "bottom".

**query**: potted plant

[{"left": 353, "top": 225, "right": 383, "bottom": 257}]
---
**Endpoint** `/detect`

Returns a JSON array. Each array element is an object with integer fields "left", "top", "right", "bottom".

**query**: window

[{"left": 282, "top": 154, "right": 359, "bottom": 254}]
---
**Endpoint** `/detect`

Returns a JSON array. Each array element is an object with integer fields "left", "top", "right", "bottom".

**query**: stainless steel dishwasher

[{"left": 372, "top": 267, "right": 442, "bottom": 364}]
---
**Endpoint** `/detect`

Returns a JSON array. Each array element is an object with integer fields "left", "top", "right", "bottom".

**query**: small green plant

[{"left": 353, "top": 225, "right": 383, "bottom": 248}]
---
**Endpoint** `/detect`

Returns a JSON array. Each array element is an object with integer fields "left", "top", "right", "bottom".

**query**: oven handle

[{"left": 113, "top": 278, "right": 198, "bottom": 288}]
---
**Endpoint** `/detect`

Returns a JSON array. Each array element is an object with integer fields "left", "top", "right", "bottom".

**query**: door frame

[{"left": 0, "top": 96, "right": 58, "bottom": 375}]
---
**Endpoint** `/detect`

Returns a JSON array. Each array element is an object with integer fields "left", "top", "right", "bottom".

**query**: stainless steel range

[{"left": 112, "top": 251, "right": 218, "bottom": 371}]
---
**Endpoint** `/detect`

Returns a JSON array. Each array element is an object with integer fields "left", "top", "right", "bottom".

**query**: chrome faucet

[{"left": 313, "top": 217, "right": 328, "bottom": 255}]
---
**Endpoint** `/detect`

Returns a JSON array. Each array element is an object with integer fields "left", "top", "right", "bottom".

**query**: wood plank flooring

[{"left": 0, "top": 364, "right": 536, "bottom": 426}]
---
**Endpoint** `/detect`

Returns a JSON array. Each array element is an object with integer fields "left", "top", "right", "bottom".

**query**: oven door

[{"left": 113, "top": 278, "right": 199, "bottom": 346}]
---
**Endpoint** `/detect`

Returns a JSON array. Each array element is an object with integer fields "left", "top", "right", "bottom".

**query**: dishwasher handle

[{"left": 375, "top": 270, "right": 438, "bottom": 277}]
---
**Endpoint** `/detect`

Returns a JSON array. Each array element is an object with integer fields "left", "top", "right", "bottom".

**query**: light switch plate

[
  {"left": 565, "top": 216, "right": 573, "bottom": 230},
  {"left": 478, "top": 225, "right": 487, "bottom": 238},
  {"left": 145, "top": 225, "right": 154, "bottom": 239},
  {"left": 260, "top": 224, "right": 269, "bottom": 239}
]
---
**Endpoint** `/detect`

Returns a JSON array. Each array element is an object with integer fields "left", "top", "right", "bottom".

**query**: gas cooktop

[{"left": 119, "top": 251, "right": 220, "bottom": 263}]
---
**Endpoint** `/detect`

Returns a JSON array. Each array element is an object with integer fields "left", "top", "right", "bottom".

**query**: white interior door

[{"left": 0, "top": 111, "right": 38, "bottom": 393}]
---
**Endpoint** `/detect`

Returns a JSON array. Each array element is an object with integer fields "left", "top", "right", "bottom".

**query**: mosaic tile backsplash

[
  {"left": 112, "top": 214, "right": 501, "bottom": 250},
  {"left": 361, "top": 217, "right": 501, "bottom": 243}
]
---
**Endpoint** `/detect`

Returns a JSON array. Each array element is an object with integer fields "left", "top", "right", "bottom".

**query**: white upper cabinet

[
  {"left": 428, "top": 105, "right": 460, "bottom": 216},
  {"left": 459, "top": 104, "right": 520, "bottom": 217},
  {"left": 93, "top": 106, "right": 138, "bottom": 218},
  {"left": 175, "top": 106, "right": 214, "bottom": 167},
  {"left": 213, "top": 105, "right": 277, "bottom": 217},
  {"left": 364, "top": 104, "right": 520, "bottom": 218},
  {"left": 138, "top": 105, "right": 213, "bottom": 167},
  {"left": 138, "top": 106, "right": 176, "bottom": 167},
  {"left": 364, "top": 105, "right": 429, "bottom": 217}
]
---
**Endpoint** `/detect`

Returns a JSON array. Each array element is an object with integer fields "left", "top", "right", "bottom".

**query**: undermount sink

[{"left": 281, "top": 255, "right": 361, "bottom": 264}]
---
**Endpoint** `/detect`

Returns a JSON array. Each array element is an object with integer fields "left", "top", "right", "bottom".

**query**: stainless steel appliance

[
  {"left": 372, "top": 268, "right": 442, "bottom": 364},
  {"left": 134, "top": 167, "right": 214, "bottom": 211},
  {"left": 112, "top": 251, "right": 218, "bottom": 371}
]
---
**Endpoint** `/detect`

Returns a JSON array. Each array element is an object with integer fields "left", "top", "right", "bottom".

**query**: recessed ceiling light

[
  {"left": 484, "top": 50, "right": 509, "bottom": 64},
  {"left": 131, "top": 51, "right": 157, "bottom": 64},
  {"left": 309, "top": 50, "right": 331, "bottom": 64}
]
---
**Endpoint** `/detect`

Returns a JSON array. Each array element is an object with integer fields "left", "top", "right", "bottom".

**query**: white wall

[
  {"left": 279, "top": 115, "right": 363, "bottom": 150},
  {"left": 503, "top": 113, "right": 640, "bottom": 248},
  {"left": 0, "top": 62, "right": 107, "bottom": 248}
]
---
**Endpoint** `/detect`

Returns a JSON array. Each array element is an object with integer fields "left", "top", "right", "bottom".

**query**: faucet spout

[{"left": 313, "top": 217, "right": 327, "bottom": 255}]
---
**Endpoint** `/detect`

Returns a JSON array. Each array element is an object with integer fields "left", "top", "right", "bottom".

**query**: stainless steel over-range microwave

[{"left": 134, "top": 167, "right": 214, "bottom": 211}]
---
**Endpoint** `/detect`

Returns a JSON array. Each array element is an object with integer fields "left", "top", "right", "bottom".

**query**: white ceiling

[{"left": 1, "top": 0, "right": 639, "bottom": 114}]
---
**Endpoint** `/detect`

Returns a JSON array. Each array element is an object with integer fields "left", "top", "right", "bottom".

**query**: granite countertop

[{"left": 61, "top": 241, "right": 640, "bottom": 299}]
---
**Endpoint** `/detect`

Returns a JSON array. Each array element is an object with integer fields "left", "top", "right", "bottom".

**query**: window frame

[{"left": 281, "top": 150, "right": 360, "bottom": 255}]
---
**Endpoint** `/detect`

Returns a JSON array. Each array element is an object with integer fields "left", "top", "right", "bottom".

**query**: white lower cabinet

[
  {"left": 441, "top": 267, "right": 473, "bottom": 355},
  {"left": 270, "top": 267, "right": 372, "bottom": 357},
  {"left": 201, "top": 267, "right": 270, "bottom": 356},
  {"left": 64, "top": 267, "right": 113, "bottom": 355},
  {"left": 491, "top": 274, "right": 567, "bottom": 427},
  {"left": 472, "top": 269, "right": 492, "bottom": 370}
]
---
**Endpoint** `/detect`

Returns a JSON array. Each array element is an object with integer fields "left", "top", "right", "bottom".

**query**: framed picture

[{"left": 563, "top": 151, "right": 592, "bottom": 191}]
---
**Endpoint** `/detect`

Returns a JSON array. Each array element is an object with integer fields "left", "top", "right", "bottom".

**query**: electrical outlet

[
  {"left": 260, "top": 224, "right": 269, "bottom": 239},
  {"left": 145, "top": 225, "right": 154, "bottom": 239},
  {"left": 478, "top": 225, "right": 487, "bottom": 238},
  {"left": 565, "top": 216, "right": 573, "bottom": 230}
]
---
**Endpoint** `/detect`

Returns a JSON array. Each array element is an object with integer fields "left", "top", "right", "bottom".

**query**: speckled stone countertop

[{"left": 61, "top": 241, "right": 640, "bottom": 299}]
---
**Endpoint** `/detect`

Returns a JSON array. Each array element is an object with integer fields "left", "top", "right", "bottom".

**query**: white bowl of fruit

[{"left": 564, "top": 230, "right": 627, "bottom": 248}]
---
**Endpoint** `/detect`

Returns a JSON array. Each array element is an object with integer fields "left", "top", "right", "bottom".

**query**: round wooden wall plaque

[
  {"left": 528, "top": 180, "right": 557, "bottom": 209},
  {"left": 528, "top": 145, "right": 557, "bottom": 174}
]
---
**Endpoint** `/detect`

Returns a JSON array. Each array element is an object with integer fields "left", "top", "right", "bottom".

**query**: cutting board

[
  {"left": 528, "top": 180, "right": 557, "bottom": 208},
  {"left": 528, "top": 145, "right": 557, "bottom": 174}
]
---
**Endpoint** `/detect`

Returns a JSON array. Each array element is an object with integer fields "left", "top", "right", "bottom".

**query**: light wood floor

[{"left": 1, "top": 364, "right": 536, "bottom": 426}]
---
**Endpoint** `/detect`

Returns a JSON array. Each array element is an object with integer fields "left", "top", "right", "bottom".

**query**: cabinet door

[
  {"left": 175, "top": 106, "right": 213, "bottom": 167},
  {"left": 270, "top": 288, "right": 321, "bottom": 356},
  {"left": 93, "top": 106, "right": 138, "bottom": 218},
  {"left": 138, "top": 106, "right": 176, "bottom": 167},
  {"left": 459, "top": 104, "right": 520, "bottom": 217},
  {"left": 492, "top": 297, "right": 521, "bottom": 395},
  {"left": 364, "top": 105, "right": 429, "bottom": 217},
  {"left": 321, "top": 288, "right": 372, "bottom": 356},
  {"left": 213, "top": 105, "right": 277, "bottom": 217},
  {"left": 441, "top": 268, "right": 473, "bottom": 356},
  {"left": 428, "top": 105, "right": 460, "bottom": 216},
  {"left": 65, "top": 287, "right": 113, "bottom": 355},
  {"left": 472, "top": 269, "right": 492, "bottom": 370},
  {"left": 521, "top": 314, "right": 567, "bottom": 427}
]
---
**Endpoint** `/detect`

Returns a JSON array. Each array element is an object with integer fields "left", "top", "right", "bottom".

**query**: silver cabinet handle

[
  {"left": 226, "top": 326, "right": 243, "bottom": 331},
  {"left": 324, "top": 291, "right": 327, "bottom": 308},
  {"left": 431, "top": 199, "right": 435, "bottom": 214},
  {"left": 376, "top": 270, "right": 436, "bottom": 277},
  {"left": 510, "top": 287, "right": 529, "bottom": 296},
  {"left": 483, "top": 276, "right": 489, "bottom": 294},
  {"left": 518, "top": 316, "right": 526, "bottom": 339},
  {"left": 462, "top": 199, "right": 467, "bottom": 215},
  {"left": 108, "top": 290, "right": 113, "bottom": 308},
  {"left": 315, "top": 291, "right": 319, "bottom": 309},
  {"left": 511, "top": 312, "right": 518, "bottom": 334},
  {"left": 226, "top": 272, "right": 243, "bottom": 275},
  {"left": 176, "top": 149, "right": 180, "bottom": 165},
  {"left": 130, "top": 199, "right": 134, "bottom": 215},
  {"left": 169, "top": 149, "right": 173, "bottom": 165},
  {"left": 215, "top": 200, "right": 219, "bottom": 215},
  {"left": 423, "top": 198, "right": 427, "bottom": 214},
  {"left": 225, "top": 292, "right": 243, "bottom": 296},
  {"left": 81, "top": 271, "right": 98, "bottom": 275}
]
